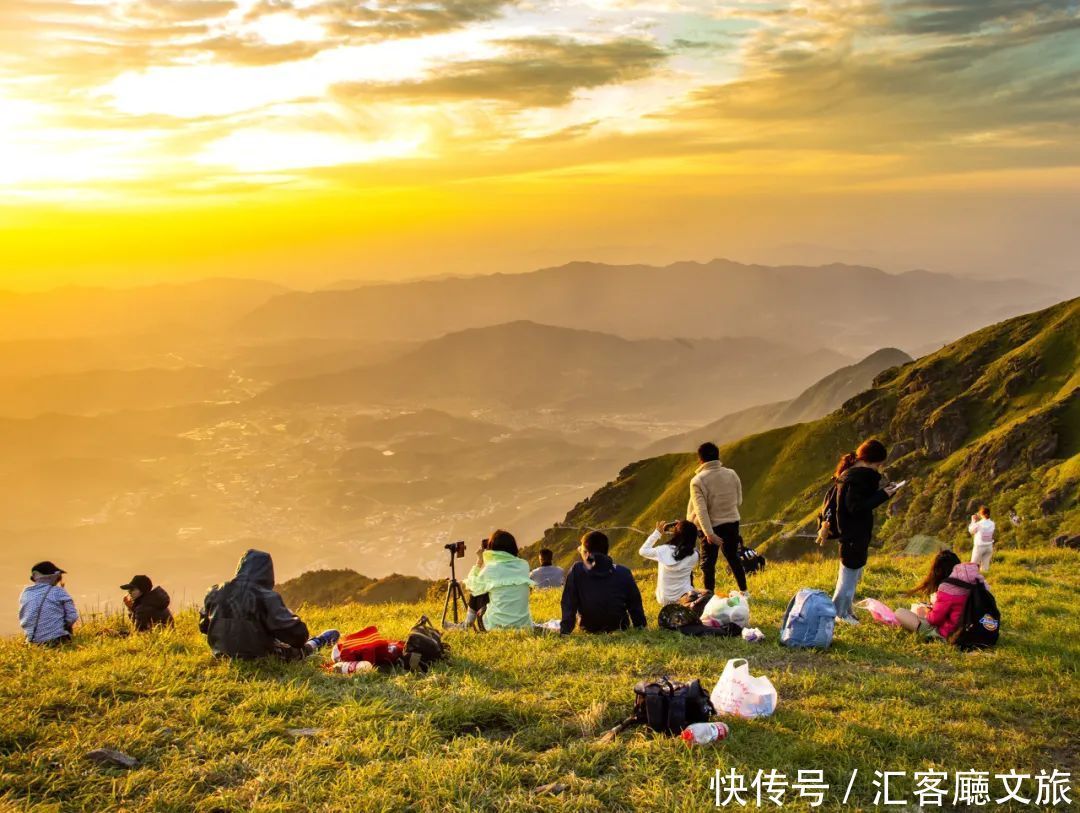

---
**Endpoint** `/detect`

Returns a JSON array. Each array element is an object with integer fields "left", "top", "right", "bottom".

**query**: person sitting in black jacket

[
  {"left": 200, "top": 549, "right": 338, "bottom": 660},
  {"left": 560, "top": 531, "right": 646, "bottom": 635},
  {"left": 120, "top": 575, "right": 174, "bottom": 631}
]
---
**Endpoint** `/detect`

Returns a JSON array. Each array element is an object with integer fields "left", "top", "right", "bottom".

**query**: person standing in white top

[
  {"left": 968, "top": 505, "right": 996, "bottom": 573},
  {"left": 639, "top": 521, "right": 700, "bottom": 605}
]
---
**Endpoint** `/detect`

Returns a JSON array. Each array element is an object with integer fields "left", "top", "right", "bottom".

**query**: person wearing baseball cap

[
  {"left": 120, "top": 575, "right": 174, "bottom": 632},
  {"left": 19, "top": 561, "right": 79, "bottom": 645}
]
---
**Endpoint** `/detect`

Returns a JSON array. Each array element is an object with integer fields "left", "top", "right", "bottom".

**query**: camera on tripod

[{"left": 444, "top": 540, "right": 466, "bottom": 558}]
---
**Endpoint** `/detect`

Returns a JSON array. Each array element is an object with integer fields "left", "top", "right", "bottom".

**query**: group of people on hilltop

[
  {"left": 18, "top": 439, "right": 999, "bottom": 653},
  {"left": 17, "top": 550, "right": 341, "bottom": 659},
  {"left": 455, "top": 527, "right": 648, "bottom": 635},
  {"left": 454, "top": 442, "right": 749, "bottom": 635},
  {"left": 18, "top": 565, "right": 173, "bottom": 646}
]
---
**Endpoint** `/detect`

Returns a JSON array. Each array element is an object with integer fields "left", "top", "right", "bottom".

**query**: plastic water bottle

[
  {"left": 332, "top": 660, "right": 374, "bottom": 675},
  {"left": 680, "top": 722, "right": 730, "bottom": 746}
]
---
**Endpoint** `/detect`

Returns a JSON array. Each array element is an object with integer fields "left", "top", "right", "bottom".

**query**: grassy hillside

[
  {"left": 2, "top": 547, "right": 1077, "bottom": 811},
  {"left": 278, "top": 570, "right": 436, "bottom": 608},
  {"left": 528, "top": 298, "right": 1079, "bottom": 568}
]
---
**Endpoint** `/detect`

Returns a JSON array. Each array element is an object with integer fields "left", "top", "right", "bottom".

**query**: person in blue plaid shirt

[{"left": 19, "top": 561, "right": 78, "bottom": 646}]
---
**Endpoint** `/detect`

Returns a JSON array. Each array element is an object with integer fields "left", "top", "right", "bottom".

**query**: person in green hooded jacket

[{"left": 464, "top": 529, "right": 533, "bottom": 630}]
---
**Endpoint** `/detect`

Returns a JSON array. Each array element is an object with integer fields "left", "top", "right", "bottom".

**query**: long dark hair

[
  {"left": 487, "top": 529, "right": 519, "bottom": 557},
  {"left": 906, "top": 550, "right": 961, "bottom": 597},
  {"left": 667, "top": 520, "right": 699, "bottom": 562},
  {"left": 835, "top": 439, "right": 888, "bottom": 478}
]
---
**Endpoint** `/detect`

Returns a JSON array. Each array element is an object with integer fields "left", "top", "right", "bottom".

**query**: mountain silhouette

[
  {"left": 236, "top": 259, "right": 1056, "bottom": 355},
  {"left": 647, "top": 347, "right": 913, "bottom": 455}
]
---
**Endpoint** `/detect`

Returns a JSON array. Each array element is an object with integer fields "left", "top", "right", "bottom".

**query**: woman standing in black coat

[{"left": 830, "top": 439, "right": 902, "bottom": 624}]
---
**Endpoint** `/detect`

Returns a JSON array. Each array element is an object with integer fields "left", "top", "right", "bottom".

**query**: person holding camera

[
  {"left": 463, "top": 539, "right": 492, "bottom": 630},
  {"left": 464, "top": 530, "right": 533, "bottom": 630},
  {"left": 968, "top": 505, "right": 995, "bottom": 573},
  {"left": 639, "top": 520, "right": 700, "bottom": 605}
]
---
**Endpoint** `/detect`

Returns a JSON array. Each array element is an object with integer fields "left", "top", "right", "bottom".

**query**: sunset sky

[{"left": 1, "top": 0, "right": 1078, "bottom": 289}]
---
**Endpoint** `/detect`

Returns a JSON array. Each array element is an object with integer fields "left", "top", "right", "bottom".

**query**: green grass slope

[
  {"left": 528, "top": 298, "right": 1080, "bottom": 568},
  {"left": 2, "top": 548, "right": 1077, "bottom": 811}
]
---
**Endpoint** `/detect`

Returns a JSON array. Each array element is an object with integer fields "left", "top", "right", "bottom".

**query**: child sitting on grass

[{"left": 893, "top": 550, "right": 983, "bottom": 641}]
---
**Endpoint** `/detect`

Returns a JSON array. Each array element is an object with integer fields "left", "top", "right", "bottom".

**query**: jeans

[
  {"left": 700, "top": 522, "right": 748, "bottom": 593},
  {"left": 832, "top": 564, "right": 864, "bottom": 619}
]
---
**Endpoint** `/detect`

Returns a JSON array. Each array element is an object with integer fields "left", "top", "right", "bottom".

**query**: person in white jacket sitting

[
  {"left": 968, "top": 505, "right": 996, "bottom": 573},
  {"left": 639, "top": 521, "right": 700, "bottom": 605}
]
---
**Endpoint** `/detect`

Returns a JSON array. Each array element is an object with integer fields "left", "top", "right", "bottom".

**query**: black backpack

[
  {"left": 943, "top": 579, "right": 1000, "bottom": 650},
  {"left": 817, "top": 481, "right": 841, "bottom": 542},
  {"left": 658, "top": 603, "right": 699, "bottom": 630},
  {"left": 632, "top": 678, "right": 715, "bottom": 735},
  {"left": 403, "top": 616, "right": 450, "bottom": 672},
  {"left": 659, "top": 601, "right": 742, "bottom": 638},
  {"left": 739, "top": 546, "right": 767, "bottom": 575}
]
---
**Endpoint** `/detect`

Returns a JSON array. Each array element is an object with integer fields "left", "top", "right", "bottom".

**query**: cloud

[
  {"left": 889, "top": 0, "right": 1077, "bottom": 35},
  {"left": 1, "top": 0, "right": 1077, "bottom": 203},
  {"left": 0, "top": 0, "right": 520, "bottom": 79},
  {"left": 662, "top": 0, "right": 1080, "bottom": 169},
  {"left": 333, "top": 35, "right": 668, "bottom": 107},
  {"left": 232, "top": 0, "right": 517, "bottom": 49}
]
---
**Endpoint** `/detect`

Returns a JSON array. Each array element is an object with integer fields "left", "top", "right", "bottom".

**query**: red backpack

[{"left": 333, "top": 626, "right": 404, "bottom": 666}]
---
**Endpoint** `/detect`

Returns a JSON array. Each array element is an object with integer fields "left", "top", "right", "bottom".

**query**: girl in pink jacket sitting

[{"left": 893, "top": 550, "right": 984, "bottom": 641}]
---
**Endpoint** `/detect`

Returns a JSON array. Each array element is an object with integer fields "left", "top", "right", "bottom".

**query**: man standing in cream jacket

[{"left": 687, "top": 442, "right": 747, "bottom": 594}]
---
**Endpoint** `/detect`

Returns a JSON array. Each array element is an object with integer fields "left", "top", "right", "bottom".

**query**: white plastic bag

[
  {"left": 702, "top": 592, "right": 750, "bottom": 627},
  {"left": 711, "top": 658, "right": 778, "bottom": 718}
]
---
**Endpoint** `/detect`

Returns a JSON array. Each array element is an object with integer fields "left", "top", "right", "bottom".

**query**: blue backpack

[{"left": 780, "top": 589, "right": 837, "bottom": 649}]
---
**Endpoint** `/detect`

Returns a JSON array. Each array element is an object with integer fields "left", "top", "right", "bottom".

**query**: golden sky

[{"left": 1, "top": 0, "right": 1078, "bottom": 289}]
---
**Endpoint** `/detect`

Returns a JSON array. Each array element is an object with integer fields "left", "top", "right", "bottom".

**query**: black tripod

[{"left": 441, "top": 545, "right": 469, "bottom": 629}]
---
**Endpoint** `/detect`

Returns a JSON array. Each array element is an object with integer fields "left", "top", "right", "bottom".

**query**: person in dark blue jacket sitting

[{"left": 560, "top": 531, "right": 646, "bottom": 635}]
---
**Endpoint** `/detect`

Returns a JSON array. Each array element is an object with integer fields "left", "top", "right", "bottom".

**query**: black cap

[
  {"left": 31, "top": 561, "right": 65, "bottom": 577},
  {"left": 120, "top": 575, "right": 152, "bottom": 593}
]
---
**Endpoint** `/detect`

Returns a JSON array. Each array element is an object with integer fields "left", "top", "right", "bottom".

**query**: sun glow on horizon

[{"left": 0, "top": 0, "right": 1077, "bottom": 287}]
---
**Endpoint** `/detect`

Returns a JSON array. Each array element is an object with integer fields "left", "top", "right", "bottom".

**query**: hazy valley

[{"left": 0, "top": 264, "right": 1065, "bottom": 629}]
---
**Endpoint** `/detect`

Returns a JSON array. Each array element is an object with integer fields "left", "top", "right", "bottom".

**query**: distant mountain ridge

[
  {"left": 647, "top": 347, "right": 913, "bottom": 454},
  {"left": 526, "top": 298, "right": 1079, "bottom": 567},
  {"left": 258, "top": 320, "right": 850, "bottom": 425},
  {"left": 236, "top": 259, "right": 1056, "bottom": 355}
]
